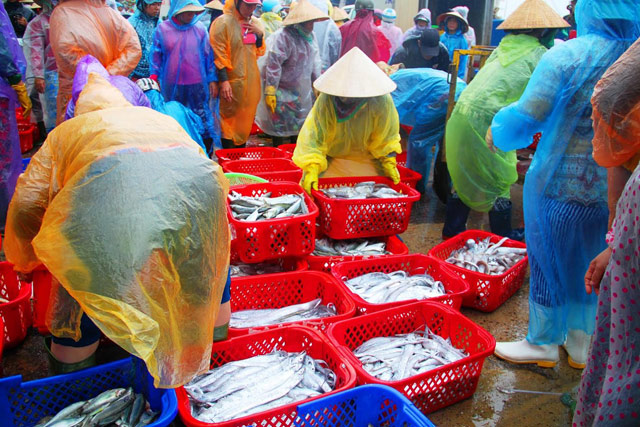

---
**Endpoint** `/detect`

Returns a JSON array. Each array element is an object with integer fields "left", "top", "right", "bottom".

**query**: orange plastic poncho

[
  {"left": 592, "top": 38, "right": 640, "bottom": 171},
  {"left": 49, "top": 0, "right": 141, "bottom": 125},
  {"left": 4, "top": 73, "right": 230, "bottom": 388},
  {"left": 210, "top": 0, "right": 265, "bottom": 146}
]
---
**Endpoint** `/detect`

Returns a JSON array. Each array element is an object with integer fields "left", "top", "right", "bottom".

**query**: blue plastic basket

[
  {"left": 21, "top": 157, "right": 30, "bottom": 172},
  {"left": 295, "top": 384, "right": 435, "bottom": 427},
  {"left": 0, "top": 357, "right": 178, "bottom": 427}
]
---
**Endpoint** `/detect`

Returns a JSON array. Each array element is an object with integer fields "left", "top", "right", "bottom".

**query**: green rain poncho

[{"left": 446, "top": 34, "right": 547, "bottom": 212}]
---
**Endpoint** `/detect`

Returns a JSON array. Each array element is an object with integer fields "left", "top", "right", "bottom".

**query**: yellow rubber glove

[
  {"left": 380, "top": 156, "right": 401, "bottom": 185},
  {"left": 11, "top": 82, "right": 32, "bottom": 119},
  {"left": 265, "top": 85, "right": 277, "bottom": 114},
  {"left": 302, "top": 164, "right": 320, "bottom": 195}
]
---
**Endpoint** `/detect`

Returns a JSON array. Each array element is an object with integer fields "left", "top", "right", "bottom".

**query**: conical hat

[
  {"left": 313, "top": 47, "right": 397, "bottom": 98},
  {"left": 498, "top": 0, "right": 570, "bottom": 30},
  {"left": 204, "top": 0, "right": 223, "bottom": 10},
  {"left": 283, "top": 0, "right": 329, "bottom": 25},
  {"left": 331, "top": 6, "right": 349, "bottom": 22}
]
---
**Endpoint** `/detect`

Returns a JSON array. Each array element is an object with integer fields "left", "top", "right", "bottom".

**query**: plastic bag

[{"left": 4, "top": 73, "right": 230, "bottom": 388}]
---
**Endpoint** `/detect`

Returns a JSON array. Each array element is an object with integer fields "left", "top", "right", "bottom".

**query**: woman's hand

[
  {"left": 584, "top": 247, "right": 612, "bottom": 295},
  {"left": 220, "top": 81, "right": 233, "bottom": 102}
]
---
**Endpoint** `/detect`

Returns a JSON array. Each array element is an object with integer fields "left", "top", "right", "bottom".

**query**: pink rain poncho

[{"left": 339, "top": 9, "right": 390, "bottom": 63}]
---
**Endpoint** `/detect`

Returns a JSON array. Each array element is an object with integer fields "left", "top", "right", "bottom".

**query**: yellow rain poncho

[
  {"left": 210, "top": 0, "right": 266, "bottom": 146},
  {"left": 4, "top": 73, "right": 230, "bottom": 388},
  {"left": 50, "top": 0, "right": 141, "bottom": 125},
  {"left": 292, "top": 93, "right": 401, "bottom": 177}
]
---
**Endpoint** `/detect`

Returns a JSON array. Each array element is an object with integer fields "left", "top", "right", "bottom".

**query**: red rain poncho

[{"left": 339, "top": 9, "right": 390, "bottom": 63}]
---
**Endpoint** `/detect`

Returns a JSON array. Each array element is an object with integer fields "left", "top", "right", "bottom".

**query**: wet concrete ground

[{"left": 2, "top": 140, "right": 583, "bottom": 426}]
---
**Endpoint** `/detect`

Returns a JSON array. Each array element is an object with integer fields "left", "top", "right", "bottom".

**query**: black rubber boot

[
  {"left": 442, "top": 195, "right": 471, "bottom": 239},
  {"left": 489, "top": 199, "right": 525, "bottom": 241}
]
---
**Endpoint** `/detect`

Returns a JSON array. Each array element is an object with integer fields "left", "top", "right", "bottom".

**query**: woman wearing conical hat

[
  {"left": 444, "top": 0, "right": 569, "bottom": 241},
  {"left": 255, "top": 0, "right": 327, "bottom": 146},
  {"left": 292, "top": 47, "right": 401, "bottom": 194}
]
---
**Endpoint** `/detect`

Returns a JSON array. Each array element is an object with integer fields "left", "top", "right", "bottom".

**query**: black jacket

[{"left": 389, "top": 41, "right": 450, "bottom": 72}]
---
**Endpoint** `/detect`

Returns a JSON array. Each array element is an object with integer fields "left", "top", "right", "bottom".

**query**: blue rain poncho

[
  {"left": 255, "top": 25, "right": 322, "bottom": 137},
  {"left": 309, "top": 0, "right": 341, "bottom": 72},
  {"left": 440, "top": 29, "right": 468, "bottom": 79},
  {"left": 150, "top": 0, "right": 220, "bottom": 143},
  {"left": 446, "top": 34, "right": 547, "bottom": 211},
  {"left": 491, "top": 0, "right": 640, "bottom": 346},
  {"left": 128, "top": 0, "right": 161, "bottom": 79},
  {"left": 391, "top": 68, "right": 466, "bottom": 193},
  {"left": 0, "top": 0, "right": 26, "bottom": 228}
]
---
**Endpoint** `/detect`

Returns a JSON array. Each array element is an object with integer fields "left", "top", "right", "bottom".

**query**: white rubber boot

[
  {"left": 494, "top": 339, "right": 559, "bottom": 368},
  {"left": 563, "top": 329, "right": 591, "bottom": 369}
]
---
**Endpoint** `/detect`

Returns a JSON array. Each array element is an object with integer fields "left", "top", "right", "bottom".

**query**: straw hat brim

[
  {"left": 313, "top": 47, "right": 397, "bottom": 98},
  {"left": 283, "top": 0, "right": 329, "bottom": 25},
  {"left": 497, "top": 0, "right": 570, "bottom": 30},
  {"left": 204, "top": 0, "right": 224, "bottom": 10},
  {"left": 176, "top": 4, "right": 205, "bottom": 14},
  {"left": 331, "top": 7, "right": 349, "bottom": 22},
  {"left": 436, "top": 11, "right": 469, "bottom": 34}
]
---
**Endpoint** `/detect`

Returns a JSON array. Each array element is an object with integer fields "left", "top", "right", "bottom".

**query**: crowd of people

[{"left": 1, "top": 0, "right": 640, "bottom": 424}]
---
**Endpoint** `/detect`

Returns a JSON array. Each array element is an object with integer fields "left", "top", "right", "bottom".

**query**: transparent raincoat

[
  {"left": 150, "top": 0, "right": 219, "bottom": 143},
  {"left": 260, "top": 11, "right": 282, "bottom": 38},
  {"left": 128, "top": 0, "right": 160, "bottom": 79},
  {"left": 255, "top": 26, "right": 321, "bottom": 137},
  {"left": 391, "top": 68, "right": 466, "bottom": 193},
  {"left": 446, "top": 34, "right": 547, "bottom": 211},
  {"left": 210, "top": 0, "right": 266, "bottom": 146},
  {"left": 309, "top": 0, "right": 341, "bottom": 72},
  {"left": 402, "top": 8, "right": 431, "bottom": 42},
  {"left": 22, "top": 0, "right": 58, "bottom": 130},
  {"left": 379, "top": 21, "right": 402, "bottom": 59},
  {"left": 292, "top": 93, "right": 401, "bottom": 177},
  {"left": 339, "top": 9, "right": 390, "bottom": 63},
  {"left": 49, "top": 0, "right": 141, "bottom": 125},
  {"left": 591, "top": 38, "right": 640, "bottom": 170},
  {"left": 492, "top": 0, "right": 640, "bottom": 345},
  {"left": 3, "top": 73, "right": 230, "bottom": 388},
  {"left": 0, "top": 1, "right": 26, "bottom": 228}
]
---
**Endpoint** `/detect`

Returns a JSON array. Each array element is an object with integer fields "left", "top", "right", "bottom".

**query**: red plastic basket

[
  {"left": 18, "top": 123, "right": 35, "bottom": 153},
  {"left": 398, "top": 165, "right": 422, "bottom": 190},
  {"left": 227, "top": 182, "right": 319, "bottom": 263},
  {"left": 222, "top": 158, "right": 303, "bottom": 183},
  {"left": 330, "top": 254, "right": 470, "bottom": 314},
  {"left": 250, "top": 122, "right": 263, "bottom": 135},
  {"left": 176, "top": 326, "right": 357, "bottom": 427},
  {"left": 312, "top": 177, "right": 420, "bottom": 239},
  {"left": 276, "top": 144, "right": 296, "bottom": 158},
  {"left": 307, "top": 235, "right": 409, "bottom": 273},
  {"left": 326, "top": 301, "right": 496, "bottom": 414},
  {"left": 214, "top": 147, "right": 286, "bottom": 165},
  {"left": 228, "top": 271, "right": 356, "bottom": 337},
  {"left": 428, "top": 230, "right": 528, "bottom": 312},
  {"left": 396, "top": 152, "right": 407, "bottom": 168},
  {"left": 31, "top": 267, "right": 53, "bottom": 335},
  {"left": 0, "top": 262, "right": 32, "bottom": 349}
]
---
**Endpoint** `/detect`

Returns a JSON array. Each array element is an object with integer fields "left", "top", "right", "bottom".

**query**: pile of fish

[
  {"left": 445, "top": 237, "right": 527, "bottom": 275},
  {"left": 230, "top": 262, "right": 287, "bottom": 277},
  {"left": 354, "top": 327, "right": 468, "bottom": 381},
  {"left": 345, "top": 270, "right": 446, "bottom": 304},
  {"left": 313, "top": 237, "right": 389, "bottom": 257},
  {"left": 230, "top": 298, "right": 337, "bottom": 329},
  {"left": 228, "top": 191, "right": 308, "bottom": 221},
  {"left": 186, "top": 351, "right": 336, "bottom": 423},
  {"left": 36, "top": 387, "right": 158, "bottom": 427},
  {"left": 320, "top": 182, "right": 407, "bottom": 199}
]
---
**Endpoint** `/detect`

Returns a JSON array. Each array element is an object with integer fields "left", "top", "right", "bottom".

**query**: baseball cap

[{"left": 419, "top": 29, "right": 440, "bottom": 58}]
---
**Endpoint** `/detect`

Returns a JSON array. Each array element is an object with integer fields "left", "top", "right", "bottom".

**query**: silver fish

[
  {"left": 186, "top": 351, "right": 336, "bottom": 424},
  {"left": 38, "top": 388, "right": 157, "bottom": 427},
  {"left": 344, "top": 270, "right": 446, "bottom": 304},
  {"left": 229, "top": 191, "right": 308, "bottom": 221},
  {"left": 445, "top": 237, "right": 526, "bottom": 275},
  {"left": 230, "top": 262, "right": 287, "bottom": 277},
  {"left": 354, "top": 327, "right": 468, "bottom": 381},
  {"left": 230, "top": 298, "right": 337, "bottom": 328},
  {"left": 312, "top": 237, "right": 389, "bottom": 257},
  {"left": 320, "top": 182, "right": 407, "bottom": 200}
]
